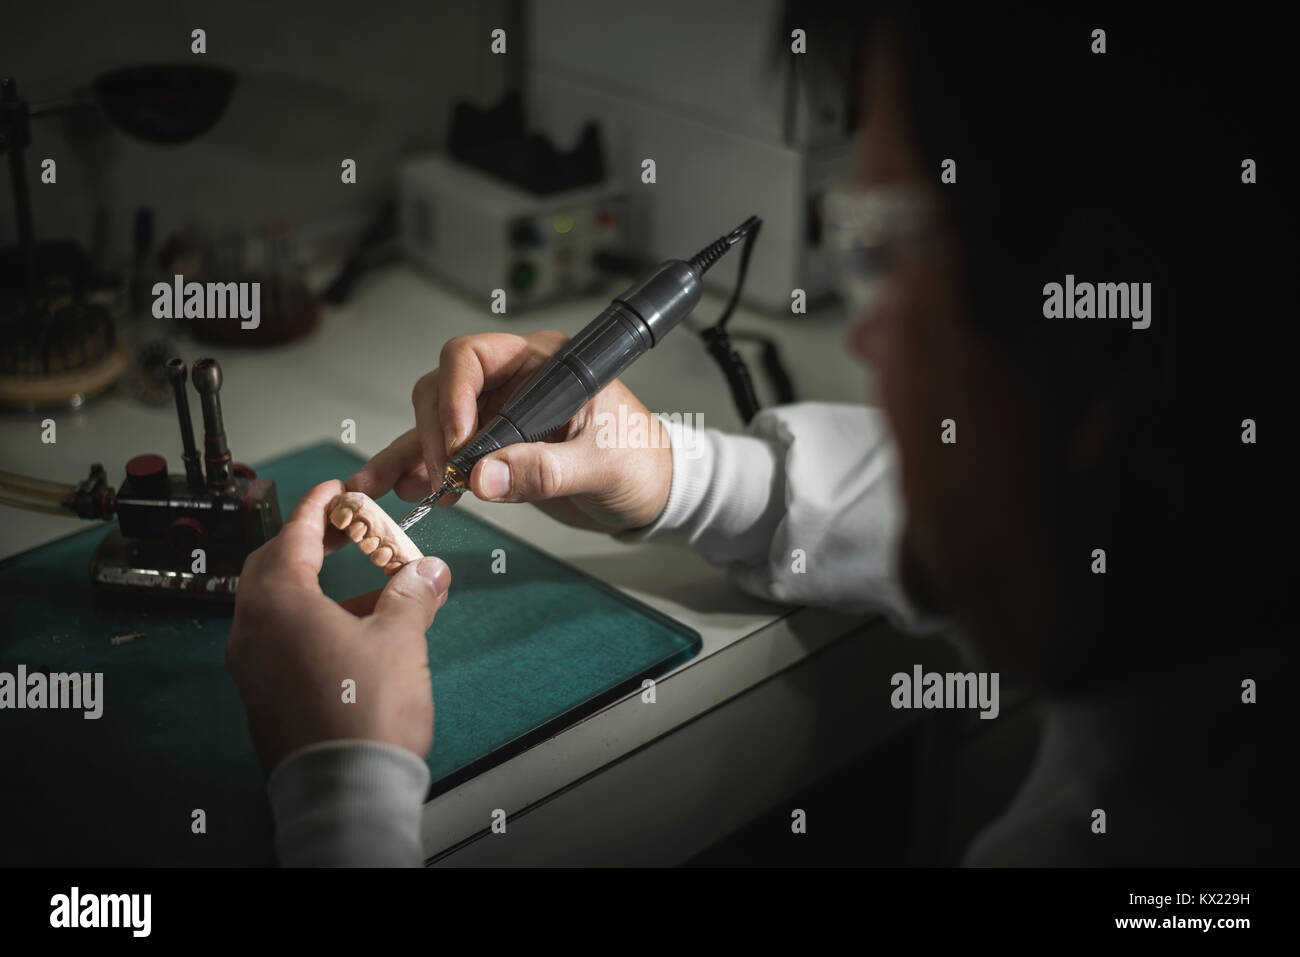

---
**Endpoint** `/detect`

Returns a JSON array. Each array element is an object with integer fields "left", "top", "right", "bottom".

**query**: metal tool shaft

[
  {"left": 192, "top": 358, "right": 233, "bottom": 490},
  {"left": 398, "top": 474, "right": 456, "bottom": 531},
  {"left": 168, "top": 357, "right": 204, "bottom": 491}
]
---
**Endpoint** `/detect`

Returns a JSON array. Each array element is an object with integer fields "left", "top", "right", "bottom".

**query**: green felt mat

[{"left": 0, "top": 442, "right": 700, "bottom": 865}]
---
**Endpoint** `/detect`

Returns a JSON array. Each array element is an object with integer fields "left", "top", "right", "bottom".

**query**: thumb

[
  {"left": 371, "top": 557, "right": 450, "bottom": 634},
  {"left": 470, "top": 442, "right": 597, "bottom": 503}
]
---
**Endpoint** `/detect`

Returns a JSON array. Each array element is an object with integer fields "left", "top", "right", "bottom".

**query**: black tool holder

[{"left": 88, "top": 357, "right": 282, "bottom": 602}]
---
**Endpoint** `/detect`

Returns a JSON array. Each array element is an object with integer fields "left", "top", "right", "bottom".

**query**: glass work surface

[{"left": 0, "top": 442, "right": 701, "bottom": 865}]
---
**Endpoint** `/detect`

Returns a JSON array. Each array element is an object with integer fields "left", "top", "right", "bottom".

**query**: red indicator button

[
  {"left": 126, "top": 453, "right": 167, "bottom": 480},
  {"left": 168, "top": 516, "right": 208, "bottom": 551},
  {"left": 126, "top": 453, "right": 169, "bottom": 497}
]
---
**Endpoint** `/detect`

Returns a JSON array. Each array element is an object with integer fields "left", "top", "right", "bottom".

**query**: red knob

[
  {"left": 126, "top": 453, "right": 168, "bottom": 498},
  {"left": 168, "top": 516, "right": 208, "bottom": 552}
]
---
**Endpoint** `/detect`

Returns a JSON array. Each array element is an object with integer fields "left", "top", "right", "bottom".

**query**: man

[{"left": 227, "top": 6, "right": 1294, "bottom": 866}]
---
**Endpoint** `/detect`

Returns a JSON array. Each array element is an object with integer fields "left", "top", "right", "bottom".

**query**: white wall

[{"left": 2, "top": 0, "right": 514, "bottom": 266}]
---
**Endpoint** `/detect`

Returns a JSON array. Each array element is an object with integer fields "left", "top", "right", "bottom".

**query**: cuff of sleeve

[
  {"left": 267, "top": 739, "right": 431, "bottom": 868},
  {"left": 616, "top": 414, "right": 717, "bottom": 542}
]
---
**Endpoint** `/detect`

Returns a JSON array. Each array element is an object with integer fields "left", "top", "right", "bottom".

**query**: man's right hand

[{"left": 348, "top": 331, "right": 674, "bottom": 533}]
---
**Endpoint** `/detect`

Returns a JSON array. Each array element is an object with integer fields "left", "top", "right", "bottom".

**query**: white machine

[
  {"left": 523, "top": 0, "right": 855, "bottom": 313},
  {"left": 399, "top": 153, "right": 625, "bottom": 309}
]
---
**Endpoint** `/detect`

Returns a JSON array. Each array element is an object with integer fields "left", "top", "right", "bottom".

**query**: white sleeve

[
  {"left": 266, "top": 739, "right": 430, "bottom": 867},
  {"left": 619, "top": 402, "right": 946, "bottom": 634}
]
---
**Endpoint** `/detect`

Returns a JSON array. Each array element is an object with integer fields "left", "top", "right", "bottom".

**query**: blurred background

[
  {"left": 1, "top": 0, "right": 867, "bottom": 420},
  {"left": 2, "top": 0, "right": 1023, "bottom": 867},
  {"left": 3, "top": 1, "right": 511, "bottom": 280},
  {"left": 2, "top": 0, "right": 1293, "bottom": 872}
]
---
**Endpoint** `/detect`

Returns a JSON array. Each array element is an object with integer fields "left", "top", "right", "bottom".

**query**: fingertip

[
  {"left": 443, "top": 410, "right": 474, "bottom": 461},
  {"left": 395, "top": 470, "right": 434, "bottom": 502},
  {"left": 472, "top": 455, "right": 512, "bottom": 501},
  {"left": 323, "top": 523, "right": 350, "bottom": 557},
  {"left": 344, "top": 469, "right": 372, "bottom": 494},
  {"left": 413, "top": 556, "right": 451, "bottom": 595},
  {"left": 312, "top": 477, "right": 347, "bottom": 501},
  {"left": 287, "top": 478, "right": 347, "bottom": 524},
  {"left": 373, "top": 556, "right": 450, "bottom": 630}
]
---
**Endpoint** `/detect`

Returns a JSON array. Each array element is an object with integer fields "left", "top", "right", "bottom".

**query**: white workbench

[{"left": 0, "top": 264, "right": 955, "bottom": 864}]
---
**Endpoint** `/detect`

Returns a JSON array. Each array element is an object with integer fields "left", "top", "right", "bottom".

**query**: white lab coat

[
  {"left": 620, "top": 403, "right": 939, "bottom": 626},
  {"left": 266, "top": 403, "right": 1287, "bottom": 866}
]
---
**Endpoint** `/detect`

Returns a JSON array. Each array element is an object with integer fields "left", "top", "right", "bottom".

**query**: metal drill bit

[{"left": 398, "top": 475, "right": 456, "bottom": 531}]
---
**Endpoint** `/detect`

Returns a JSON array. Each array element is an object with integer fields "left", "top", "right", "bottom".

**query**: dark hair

[{"left": 792, "top": 4, "right": 1297, "bottom": 689}]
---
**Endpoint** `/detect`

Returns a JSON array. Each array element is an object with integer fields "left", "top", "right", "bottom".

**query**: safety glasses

[{"left": 819, "top": 184, "right": 943, "bottom": 319}]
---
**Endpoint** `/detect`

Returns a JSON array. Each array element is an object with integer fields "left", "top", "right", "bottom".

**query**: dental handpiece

[{"left": 398, "top": 216, "right": 760, "bottom": 531}]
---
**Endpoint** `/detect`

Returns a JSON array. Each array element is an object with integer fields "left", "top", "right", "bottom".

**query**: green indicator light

[{"left": 510, "top": 261, "right": 536, "bottom": 292}]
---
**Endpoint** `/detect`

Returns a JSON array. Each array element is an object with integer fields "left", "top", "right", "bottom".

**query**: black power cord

[
  {"left": 689, "top": 216, "right": 769, "bottom": 424},
  {"left": 726, "top": 330, "right": 797, "bottom": 405},
  {"left": 597, "top": 217, "right": 796, "bottom": 424}
]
